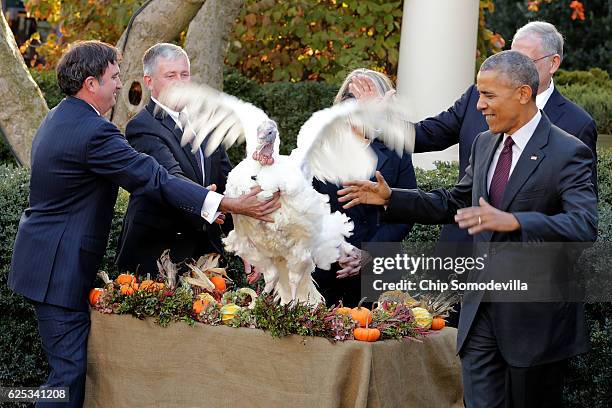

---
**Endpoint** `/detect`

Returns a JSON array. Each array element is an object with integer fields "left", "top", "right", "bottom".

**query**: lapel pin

[{"left": 530, "top": 155, "right": 538, "bottom": 160}]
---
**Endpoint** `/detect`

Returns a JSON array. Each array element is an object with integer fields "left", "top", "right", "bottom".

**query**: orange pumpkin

[
  {"left": 210, "top": 276, "right": 227, "bottom": 292},
  {"left": 336, "top": 307, "right": 352, "bottom": 315},
  {"left": 192, "top": 299, "right": 208, "bottom": 314},
  {"left": 89, "top": 288, "right": 104, "bottom": 306},
  {"left": 152, "top": 282, "right": 165, "bottom": 291},
  {"left": 139, "top": 279, "right": 155, "bottom": 291},
  {"left": 431, "top": 317, "right": 446, "bottom": 330},
  {"left": 116, "top": 273, "right": 135, "bottom": 285},
  {"left": 350, "top": 307, "right": 373, "bottom": 327},
  {"left": 354, "top": 327, "right": 381, "bottom": 342},
  {"left": 120, "top": 283, "right": 136, "bottom": 296}
]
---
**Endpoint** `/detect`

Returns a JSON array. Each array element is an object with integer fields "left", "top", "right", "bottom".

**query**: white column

[{"left": 396, "top": 0, "right": 480, "bottom": 169}]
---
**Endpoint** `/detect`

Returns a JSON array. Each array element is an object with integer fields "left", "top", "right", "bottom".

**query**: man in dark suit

[
  {"left": 338, "top": 50, "right": 597, "bottom": 407},
  {"left": 8, "top": 41, "right": 279, "bottom": 407},
  {"left": 411, "top": 21, "right": 598, "bottom": 243},
  {"left": 116, "top": 43, "right": 232, "bottom": 275}
]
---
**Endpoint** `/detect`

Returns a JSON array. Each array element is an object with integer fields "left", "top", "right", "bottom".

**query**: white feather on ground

[{"left": 158, "top": 83, "right": 415, "bottom": 306}]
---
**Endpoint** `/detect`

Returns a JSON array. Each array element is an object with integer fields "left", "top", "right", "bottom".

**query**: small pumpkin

[
  {"left": 152, "top": 282, "right": 165, "bottom": 291},
  {"left": 193, "top": 293, "right": 217, "bottom": 314},
  {"left": 192, "top": 299, "right": 206, "bottom": 314},
  {"left": 431, "top": 317, "right": 445, "bottom": 330},
  {"left": 336, "top": 307, "right": 352, "bottom": 315},
  {"left": 411, "top": 307, "right": 433, "bottom": 329},
  {"left": 139, "top": 279, "right": 155, "bottom": 291},
  {"left": 120, "top": 283, "right": 137, "bottom": 296},
  {"left": 89, "top": 288, "right": 104, "bottom": 306},
  {"left": 116, "top": 273, "right": 135, "bottom": 285},
  {"left": 210, "top": 276, "right": 227, "bottom": 292},
  {"left": 350, "top": 307, "right": 373, "bottom": 327},
  {"left": 354, "top": 327, "right": 381, "bottom": 342}
]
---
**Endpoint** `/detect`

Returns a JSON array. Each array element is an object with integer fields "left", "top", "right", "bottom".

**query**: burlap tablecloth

[{"left": 85, "top": 312, "right": 463, "bottom": 408}]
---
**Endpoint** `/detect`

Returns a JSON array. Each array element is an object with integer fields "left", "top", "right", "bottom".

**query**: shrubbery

[
  {"left": 556, "top": 68, "right": 612, "bottom": 135},
  {"left": 0, "top": 166, "right": 48, "bottom": 391}
]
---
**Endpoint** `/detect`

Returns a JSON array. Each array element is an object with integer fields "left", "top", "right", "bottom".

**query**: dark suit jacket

[
  {"left": 9, "top": 97, "right": 208, "bottom": 311},
  {"left": 384, "top": 114, "right": 597, "bottom": 366},
  {"left": 312, "top": 140, "right": 417, "bottom": 306},
  {"left": 414, "top": 85, "right": 598, "bottom": 242},
  {"left": 115, "top": 100, "right": 232, "bottom": 275}
]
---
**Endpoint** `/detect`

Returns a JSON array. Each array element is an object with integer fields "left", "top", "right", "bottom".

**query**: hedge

[{"left": 1, "top": 148, "right": 611, "bottom": 406}]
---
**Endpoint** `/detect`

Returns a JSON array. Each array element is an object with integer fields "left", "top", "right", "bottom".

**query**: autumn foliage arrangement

[{"left": 90, "top": 253, "right": 455, "bottom": 341}]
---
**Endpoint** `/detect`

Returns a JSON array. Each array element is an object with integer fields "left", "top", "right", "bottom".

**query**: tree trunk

[
  {"left": 0, "top": 10, "right": 49, "bottom": 168},
  {"left": 110, "top": 0, "right": 206, "bottom": 131},
  {"left": 184, "top": 0, "right": 245, "bottom": 90}
]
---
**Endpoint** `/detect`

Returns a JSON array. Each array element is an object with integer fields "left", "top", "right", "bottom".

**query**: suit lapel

[
  {"left": 202, "top": 139, "right": 212, "bottom": 186},
  {"left": 148, "top": 100, "right": 204, "bottom": 185},
  {"left": 499, "top": 114, "right": 549, "bottom": 211},
  {"left": 542, "top": 87, "right": 565, "bottom": 124}
]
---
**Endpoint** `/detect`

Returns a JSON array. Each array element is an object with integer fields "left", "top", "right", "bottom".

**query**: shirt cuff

[{"left": 201, "top": 190, "right": 224, "bottom": 224}]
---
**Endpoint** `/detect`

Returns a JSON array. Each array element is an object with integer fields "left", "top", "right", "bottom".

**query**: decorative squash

[
  {"left": 411, "top": 307, "right": 433, "bottom": 329},
  {"left": 350, "top": 307, "right": 373, "bottom": 327},
  {"left": 193, "top": 293, "right": 217, "bottom": 315},
  {"left": 139, "top": 279, "right": 155, "bottom": 291},
  {"left": 120, "top": 283, "right": 136, "bottom": 296},
  {"left": 354, "top": 327, "right": 381, "bottom": 342},
  {"left": 336, "top": 307, "right": 352, "bottom": 315},
  {"left": 116, "top": 273, "right": 135, "bottom": 285},
  {"left": 192, "top": 300, "right": 206, "bottom": 314},
  {"left": 210, "top": 276, "right": 227, "bottom": 292},
  {"left": 431, "top": 317, "right": 446, "bottom": 330},
  {"left": 237, "top": 288, "right": 258, "bottom": 309},
  {"left": 152, "top": 282, "right": 165, "bottom": 291},
  {"left": 220, "top": 303, "right": 241, "bottom": 323},
  {"left": 89, "top": 288, "right": 104, "bottom": 306}
]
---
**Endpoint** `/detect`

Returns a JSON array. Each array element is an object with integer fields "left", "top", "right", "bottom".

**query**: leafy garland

[
  {"left": 91, "top": 255, "right": 455, "bottom": 342},
  {"left": 93, "top": 281, "right": 445, "bottom": 342}
]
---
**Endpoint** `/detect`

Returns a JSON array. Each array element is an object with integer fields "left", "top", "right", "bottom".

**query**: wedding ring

[{"left": 478, "top": 216, "right": 482, "bottom": 225}]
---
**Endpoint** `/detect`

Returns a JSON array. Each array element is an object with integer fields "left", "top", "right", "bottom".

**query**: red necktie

[{"left": 489, "top": 136, "right": 514, "bottom": 209}]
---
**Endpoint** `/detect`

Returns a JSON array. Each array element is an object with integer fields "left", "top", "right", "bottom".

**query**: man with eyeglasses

[{"left": 405, "top": 21, "right": 598, "bottom": 243}]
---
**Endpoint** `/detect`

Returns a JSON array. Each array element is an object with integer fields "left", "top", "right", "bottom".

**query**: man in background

[{"left": 116, "top": 43, "right": 232, "bottom": 275}]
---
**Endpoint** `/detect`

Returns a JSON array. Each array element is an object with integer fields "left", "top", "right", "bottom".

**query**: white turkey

[{"left": 158, "top": 83, "right": 415, "bottom": 305}]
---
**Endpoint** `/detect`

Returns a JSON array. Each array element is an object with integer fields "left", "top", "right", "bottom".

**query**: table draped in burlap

[{"left": 85, "top": 312, "right": 463, "bottom": 408}]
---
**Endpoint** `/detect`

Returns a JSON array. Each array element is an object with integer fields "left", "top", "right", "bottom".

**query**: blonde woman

[{"left": 311, "top": 68, "right": 417, "bottom": 307}]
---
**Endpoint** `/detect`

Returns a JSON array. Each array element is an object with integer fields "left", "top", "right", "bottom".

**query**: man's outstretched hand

[
  {"left": 219, "top": 186, "right": 281, "bottom": 222},
  {"left": 455, "top": 197, "right": 521, "bottom": 234},
  {"left": 337, "top": 171, "right": 391, "bottom": 209}
]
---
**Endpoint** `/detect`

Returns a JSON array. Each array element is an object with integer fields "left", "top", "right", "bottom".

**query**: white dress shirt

[
  {"left": 487, "top": 110, "right": 542, "bottom": 191},
  {"left": 151, "top": 97, "right": 223, "bottom": 224},
  {"left": 536, "top": 78, "right": 555, "bottom": 110}
]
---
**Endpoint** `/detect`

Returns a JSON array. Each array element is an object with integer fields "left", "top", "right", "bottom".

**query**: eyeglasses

[{"left": 531, "top": 53, "right": 556, "bottom": 63}]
